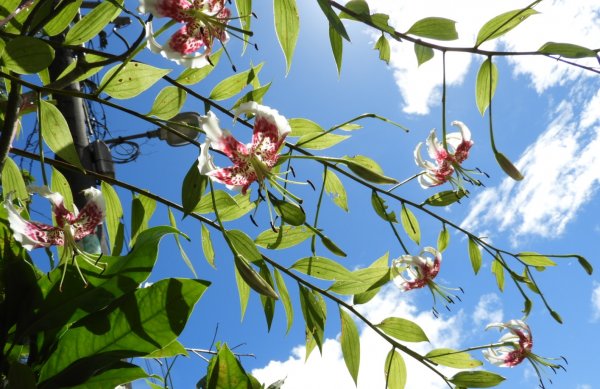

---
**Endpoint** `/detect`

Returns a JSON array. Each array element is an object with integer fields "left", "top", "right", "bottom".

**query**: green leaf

[
  {"left": 255, "top": 225, "right": 314, "bottom": 250},
  {"left": 331, "top": 267, "right": 390, "bottom": 296},
  {"left": 234, "top": 263, "right": 251, "bottom": 320},
  {"left": 201, "top": 223, "right": 216, "bottom": 268},
  {"left": 101, "top": 181, "right": 124, "bottom": 255},
  {"left": 130, "top": 194, "right": 156, "bottom": 247},
  {"left": 517, "top": 252, "right": 557, "bottom": 267},
  {"left": 317, "top": 0, "right": 350, "bottom": 41},
  {"left": 51, "top": 167, "right": 74, "bottom": 212},
  {"left": 406, "top": 17, "right": 458, "bottom": 41},
  {"left": 176, "top": 49, "right": 223, "bottom": 85},
  {"left": 168, "top": 208, "right": 197, "bottom": 277},
  {"left": 339, "top": 308, "right": 360, "bottom": 385},
  {"left": 274, "top": 0, "right": 300, "bottom": 74},
  {"left": 274, "top": 268, "right": 294, "bottom": 334},
  {"left": 65, "top": 362, "right": 149, "bottom": 389},
  {"left": 376, "top": 317, "right": 429, "bottom": 342},
  {"left": 476, "top": 8, "right": 538, "bottom": 47},
  {"left": 371, "top": 13, "right": 395, "bottom": 34},
  {"left": 292, "top": 256, "right": 355, "bottom": 281},
  {"left": 449, "top": 371, "right": 505, "bottom": 388},
  {"left": 320, "top": 234, "right": 347, "bottom": 257},
  {"left": 491, "top": 257, "right": 505, "bottom": 292},
  {"left": 101, "top": 62, "right": 170, "bottom": 100},
  {"left": 38, "top": 278, "right": 209, "bottom": 385},
  {"left": 234, "top": 255, "right": 278, "bottom": 299},
  {"left": 148, "top": 86, "right": 186, "bottom": 120},
  {"left": 29, "top": 227, "right": 182, "bottom": 334},
  {"left": 1, "top": 156, "right": 28, "bottom": 201},
  {"left": 298, "top": 285, "right": 326, "bottom": 357},
  {"left": 296, "top": 133, "right": 350, "bottom": 150},
  {"left": 40, "top": 100, "right": 83, "bottom": 169},
  {"left": 371, "top": 191, "right": 397, "bottom": 222},
  {"left": 538, "top": 42, "right": 597, "bottom": 58},
  {"left": 195, "top": 190, "right": 238, "bottom": 214},
  {"left": 206, "top": 344, "right": 252, "bottom": 389},
  {"left": 232, "top": 82, "right": 272, "bottom": 109},
  {"left": 341, "top": 155, "right": 397, "bottom": 184},
  {"left": 425, "top": 349, "right": 483, "bottom": 368},
  {"left": 65, "top": 0, "right": 124, "bottom": 45},
  {"left": 235, "top": 0, "right": 252, "bottom": 52},
  {"left": 339, "top": 0, "right": 370, "bottom": 21},
  {"left": 374, "top": 35, "right": 391, "bottom": 64},
  {"left": 494, "top": 151, "right": 524, "bottom": 181},
  {"left": 269, "top": 195, "right": 306, "bottom": 226},
  {"left": 423, "top": 189, "right": 468, "bottom": 206},
  {"left": 324, "top": 169, "right": 348, "bottom": 212},
  {"left": 575, "top": 255, "right": 593, "bottom": 275},
  {"left": 8, "top": 362, "right": 37, "bottom": 389},
  {"left": 400, "top": 204, "right": 420, "bottom": 245},
  {"left": 289, "top": 118, "right": 324, "bottom": 136},
  {"left": 209, "top": 63, "right": 263, "bottom": 100},
  {"left": 384, "top": 349, "right": 406, "bottom": 389},
  {"left": 182, "top": 158, "right": 207, "bottom": 214},
  {"left": 437, "top": 227, "right": 450, "bottom": 253},
  {"left": 146, "top": 340, "right": 188, "bottom": 359},
  {"left": 258, "top": 264, "right": 277, "bottom": 330},
  {"left": 550, "top": 310, "right": 563, "bottom": 324},
  {"left": 414, "top": 43, "right": 434, "bottom": 66},
  {"left": 2, "top": 36, "right": 54, "bottom": 74},
  {"left": 475, "top": 58, "right": 498, "bottom": 116},
  {"left": 228, "top": 229, "right": 262, "bottom": 263},
  {"left": 329, "top": 24, "right": 344, "bottom": 75},
  {"left": 43, "top": 0, "right": 83, "bottom": 36},
  {"left": 468, "top": 237, "right": 482, "bottom": 274}
]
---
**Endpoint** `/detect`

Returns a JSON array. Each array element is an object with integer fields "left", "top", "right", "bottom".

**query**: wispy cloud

[
  {"left": 472, "top": 293, "right": 503, "bottom": 326},
  {"left": 461, "top": 86, "right": 600, "bottom": 242},
  {"left": 365, "top": 0, "right": 600, "bottom": 114},
  {"left": 592, "top": 282, "right": 600, "bottom": 322},
  {"left": 252, "top": 286, "right": 463, "bottom": 388}
]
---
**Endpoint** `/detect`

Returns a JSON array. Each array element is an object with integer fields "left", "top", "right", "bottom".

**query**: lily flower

[
  {"left": 414, "top": 121, "right": 475, "bottom": 188},
  {"left": 392, "top": 247, "right": 462, "bottom": 312},
  {"left": 3, "top": 186, "right": 106, "bottom": 289},
  {"left": 198, "top": 102, "right": 291, "bottom": 195},
  {"left": 140, "top": 0, "right": 231, "bottom": 68},
  {"left": 483, "top": 320, "right": 566, "bottom": 387}
]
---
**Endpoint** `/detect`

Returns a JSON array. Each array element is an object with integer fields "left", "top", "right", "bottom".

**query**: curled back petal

[
  {"left": 72, "top": 188, "right": 105, "bottom": 240},
  {"left": 3, "top": 199, "right": 64, "bottom": 250}
]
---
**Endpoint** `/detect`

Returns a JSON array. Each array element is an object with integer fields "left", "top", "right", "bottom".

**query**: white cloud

[
  {"left": 461, "top": 86, "right": 600, "bottom": 242},
  {"left": 472, "top": 293, "right": 503, "bottom": 326},
  {"left": 365, "top": 0, "right": 600, "bottom": 114},
  {"left": 576, "top": 385, "right": 593, "bottom": 389},
  {"left": 252, "top": 287, "right": 463, "bottom": 389},
  {"left": 592, "top": 282, "right": 600, "bottom": 322}
]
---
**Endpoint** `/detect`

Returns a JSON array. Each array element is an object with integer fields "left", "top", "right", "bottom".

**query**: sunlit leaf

[
  {"left": 296, "top": 133, "right": 350, "bottom": 150},
  {"left": 65, "top": 0, "right": 124, "bottom": 45},
  {"left": 298, "top": 285, "right": 326, "bottom": 357},
  {"left": 209, "top": 63, "right": 264, "bottom": 100},
  {"left": 289, "top": 118, "right": 324, "bottom": 136},
  {"left": 206, "top": 344, "right": 252, "bottom": 389},
  {"left": 43, "top": 0, "right": 83, "bottom": 36},
  {"left": 374, "top": 35, "right": 391, "bottom": 64},
  {"left": 291, "top": 256, "right": 355, "bottom": 281},
  {"left": 258, "top": 264, "right": 277, "bottom": 330},
  {"left": 101, "top": 63, "right": 170, "bottom": 100},
  {"left": 406, "top": 17, "right": 458, "bottom": 41},
  {"left": 341, "top": 155, "right": 397, "bottom": 184},
  {"left": 371, "top": 191, "right": 397, "bottom": 222},
  {"left": 425, "top": 348, "right": 483, "bottom": 368},
  {"left": 329, "top": 24, "right": 344, "bottom": 75},
  {"left": 40, "top": 100, "right": 83, "bottom": 169},
  {"left": 269, "top": 195, "right": 305, "bottom": 226},
  {"left": 274, "top": 0, "right": 299, "bottom": 74},
  {"left": 255, "top": 225, "right": 313, "bottom": 250},
  {"left": 340, "top": 308, "right": 360, "bottom": 384},
  {"left": 317, "top": 0, "right": 350, "bottom": 40},
  {"left": 476, "top": 8, "right": 538, "bottom": 47},
  {"left": 168, "top": 208, "right": 197, "bottom": 277},
  {"left": 494, "top": 151, "right": 524, "bottom": 181},
  {"left": 437, "top": 227, "right": 449, "bottom": 253},
  {"left": 234, "top": 264, "right": 251, "bottom": 320},
  {"left": 423, "top": 189, "right": 468, "bottom": 207},
  {"left": 475, "top": 58, "right": 498, "bottom": 116},
  {"left": 324, "top": 169, "right": 348, "bottom": 212},
  {"left": 400, "top": 204, "right": 420, "bottom": 245},
  {"left": 201, "top": 223, "right": 216, "bottom": 268},
  {"left": 176, "top": 49, "right": 223, "bottom": 85},
  {"left": 101, "top": 182, "right": 124, "bottom": 255},
  {"left": 51, "top": 168, "right": 74, "bottom": 212},
  {"left": 182, "top": 158, "right": 207, "bottom": 214},
  {"left": 449, "top": 371, "right": 505, "bottom": 388},
  {"left": 2, "top": 36, "right": 54, "bottom": 74},
  {"left": 274, "top": 268, "right": 294, "bottom": 334},
  {"left": 468, "top": 237, "right": 482, "bottom": 274},
  {"left": 1, "top": 157, "right": 28, "bottom": 201},
  {"left": 491, "top": 257, "right": 504, "bottom": 292},
  {"left": 384, "top": 349, "right": 406, "bottom": 389},
  {"left": 414, "top": 43, "right": 434, "bottom": 66},
  {"left": 517, "top": 252, "right": 557, "bottom": 267},
  {"left": 130, "top": 194, "right": 156, "bottom": 247},
  {"left": 339, "top": 0, "right": 370, "bottom": 21},
  {"left": 376, "top": 317, "right": 429, "bottom": 342},
  {"left": 234, "top": 255, "right": 278, "bottom": 299},
  {"left": 148, "top": 86, "right": 186, "bottom": 120},
  {"left": 538, "top": 42, "right": 597, "bottom": 58}
]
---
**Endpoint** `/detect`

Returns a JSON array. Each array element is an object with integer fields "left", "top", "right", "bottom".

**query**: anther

[
  {"left": 249, "top": 214, "right": 259, "bottom": 227},
  {"left": 307, "top": 180, "right": 316, "bottom": 191}
]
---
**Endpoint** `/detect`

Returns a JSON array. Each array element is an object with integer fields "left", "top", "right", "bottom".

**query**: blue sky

[{"left": 16, "top": 0, "right": 600, "bottom": 388}]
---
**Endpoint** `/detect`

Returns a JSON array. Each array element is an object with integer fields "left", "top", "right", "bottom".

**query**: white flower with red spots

[
  {"left": 483, "top": 320, "right": 532, "bottom": 367},
  {"left": 414, "top": 121, "right": 474, "bottom": 188},
  {"left": 198, "top": 102, "right": 291, "bottom": 194},
  {"left": 3, "top": 186, "right": 106, "bottom": 288},
  {"left": 482, "top": 319, "right": 565, "bottom": 387},
  {"left": 393, "top": 247, "right": 442, "bottom": 291},
  {"left": 140, "top": 0, "right": 231, "bottom": 68}
]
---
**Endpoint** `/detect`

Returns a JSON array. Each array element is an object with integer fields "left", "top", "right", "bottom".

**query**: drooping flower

[
  {"left": 392, "top": 247, "right": 462, "bottom": 312},
  {"left": 198, "top": 102, "right": 291, "bottom": 194},
  {"left": 483, "top": 320, "right": 533, "bottom": 367},
  {"left": 414, "top": 120, "right": 474, "bottom": 188},
  {"left": 140, "top": 0, "right": 231, "bottom": 68},
  {"left": 3, "top": 186, "right": 106, "bottom": 288},
  {"left": 482, "top": 319, "right": 565, "bottom": 387},
  {"left": 392, "top": 247, "right": 441, "bottom": 291}
]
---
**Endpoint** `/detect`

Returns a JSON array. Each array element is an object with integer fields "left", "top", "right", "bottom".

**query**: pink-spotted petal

[
  {"left": 30, "top": 185, "right": 76, "bottom": 227},
  {"left": 139, "top": 0, "right": 192, "bottom": 21},
  {"left": 206, "top": 165, "right": 255, "bottom": 194},
  {"left": 425, "top": 130, "right": 446, "bottom": 161},
  {"left": 3, "top": 199, "right": 65, "bottom": 250},
  {"left": 72, "top": 188, "right": 105, "bottom": 240}
]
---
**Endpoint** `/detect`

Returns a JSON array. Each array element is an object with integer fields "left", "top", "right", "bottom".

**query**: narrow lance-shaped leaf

[
  {"left": 234, "top": 255, "right": 278, "bottom": 300},
  {"left": 425, "top": 348, "right": 483, "bottom": 368},
  {"left": 400, "top": 204, "right": 420, "bottom": 245},
  {"left": 168, "top": 208, "right": 197, "bottom": 277},
  {"left": 182, "top": 158, "right": 207, "bottom": 215},
  {"left": 43, "top": 0, "right": 83, "bottom": 36},
  {"left": 40, "top": 100, "right": 84, "bottom": 169},
  {"left": 51, "top": 168, "right": 74, "bottom": 212},
  {"left": 423, "top": 189, "right": 468, "bottom": 207},
  {"left": 206, "top": 344, "right": 252, "bottom": 389},
  {"left": 201, "top": 223, "right": 215, "bottom": 268},
  {"left": 317, "top": 0, "right": 350, "bottom": 41},
  {"left": 130, "top": 194, "right": 156, "bottom": 247},
  {"left": 324, "top": 169, "right": 348, "bottom": 212},
  {"left": 235, "top": 0, "right": 252, "bottom": 52},
  {"left": 468, "top": 237, "right": 482, "bottom": 274},
  {"left": 274, "top": 268, "right": 294, "bottom": 334},
  {"left": 274, "top": 0, "right": 300, "bottom": 74},
  {"left": 234, "top": 264, "right": 250, "bottom": 320},
  {"left": 491, "top": 256, "right": 505, "bottom": 292},
  {"left": 269, "top": 194, "right": 305, "bottom": 226},
  {"left": 258, "top": 264, "right": 276, "bottom": 330},
  {"left": 101, "top": 181, "right": 124, "bottom": 255},
  {"left": 475, "top": 58, "right": 498, "bottom": 116},
  {"left": 176, "top": 49, "right": 223, "bottom": 85},
  {"left": 437, "top": 226, "right": 449, "bottom": 253},
  {"left": 339, "top": 308, "right": 360, "bottom": 385},
  {"left": 2, "top": 157, "right": 28, "bottom": 201},
  {"left": 209, "top": 63, "right": 263, "bottom": 100},
  {"left": 538, "top": 42, "right": 597, "bottom": 58},
  {"left": 64, "top": 0, "right": 124, "bottom": 45},
  {"left": 291, "top": 256, "right": 354, "bottom": 281},
  {"left": 371, "top": 191, "right": 397, "bottom": 222},
  {"left": 517, "top": 252, "right": 557, "bottom": 267},
  {"left": 476, "top": 8, "right": 538, "bottom": 47},
  {"left": 329, "top": 24, "right": 344, "bottom": 75},
  {"left": 101, "top": 63, "right": 170, "bottom": 100},
  {"left": 449, "top": 371, "right": 505, "bottom": 388}
]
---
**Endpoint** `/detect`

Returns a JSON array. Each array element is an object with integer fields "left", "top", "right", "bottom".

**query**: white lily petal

[
  {"left": 81, "top": 187, "right": 105, "bottom": 215},
  {"left": 451, "top": 120, "right": 471, "bottom": 142},
  {"left": 414, "top": 142, "right": 437, "bottom": 170},
  {"left": 29, "top": 185, "right": 65, "bottom": 209},
  {"left": 198, "top": 141, "right": 218, "bottom": 175},
  {"left": 426, "top": 129, "right": 444, "bottom": 160},
  {"left": 201, "top": 111, "right": 224, "bottom": 143},
  {"left": 235, "top": 102, "right": 291, "bottom": 138},
  {"left": 3, "top": 199, "right": 42, "bottom": 251}
]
